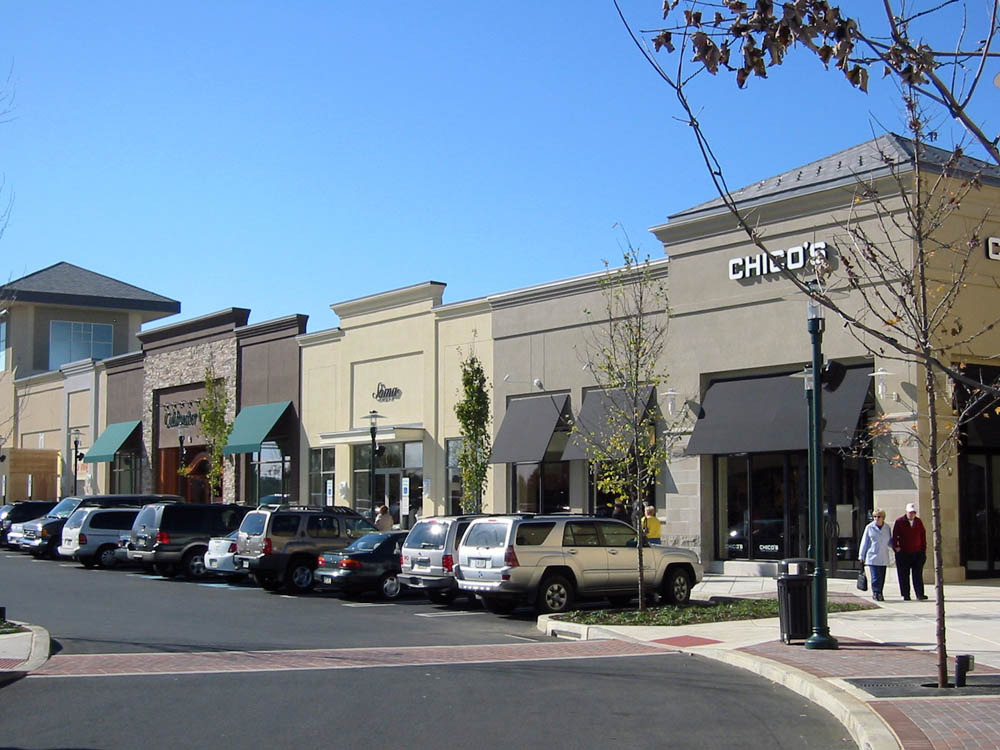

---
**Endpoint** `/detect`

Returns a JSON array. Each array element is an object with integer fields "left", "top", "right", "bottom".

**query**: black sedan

[{"left": 315, "top": 530, "right": 410, "bottom": 599}]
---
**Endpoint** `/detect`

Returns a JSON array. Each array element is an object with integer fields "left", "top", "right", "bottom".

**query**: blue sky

[{"left": 2, "top": 2, "right": 995, "bottom": 330}]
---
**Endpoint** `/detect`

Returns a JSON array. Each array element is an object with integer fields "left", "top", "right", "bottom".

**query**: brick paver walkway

[
  {"left": 31, "top": 638, "right": 669, "bottom": 678},
  {"left": 741, "top": 638, "right": 1000, "bottom": 749}
]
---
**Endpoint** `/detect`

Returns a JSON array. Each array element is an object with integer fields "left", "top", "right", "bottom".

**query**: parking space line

[
  {"left": 340, "top": 602, "right": 393, "bottom": 608},
  {"left": 415, "top": 611, "right": 487, "bottom": 618}
]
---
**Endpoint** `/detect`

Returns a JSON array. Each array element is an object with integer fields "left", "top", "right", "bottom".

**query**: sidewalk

[
  {"left": 0, "top": 621, "right": 50, "bottom": 688},
  {"left": 540, "top": 576, "right": 1000, "bottom": 750}
]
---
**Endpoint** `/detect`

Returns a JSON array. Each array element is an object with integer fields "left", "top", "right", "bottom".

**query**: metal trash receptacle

[{"left": 776, "top": 558, "right": 814, "bottom": 644}]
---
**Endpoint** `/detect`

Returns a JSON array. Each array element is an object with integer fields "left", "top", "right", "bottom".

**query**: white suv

[
  {"left": 456, "top": 515, "right": 703, "bottom": 614},
  {"left": 59, "top": 507, "right": 141, "bottom": 568}
]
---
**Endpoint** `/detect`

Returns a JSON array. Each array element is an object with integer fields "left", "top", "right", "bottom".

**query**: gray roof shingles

[{"left": 0, "top": 262, "right": 180, "bottom": 313}]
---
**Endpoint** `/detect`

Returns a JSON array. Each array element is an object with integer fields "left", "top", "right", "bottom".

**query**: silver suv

[
  {"left": 455, "top": 515, "right": 703, "bottom": 615},
  {"left": 399, "top": 515, "right": 485, "bottom": 604}
]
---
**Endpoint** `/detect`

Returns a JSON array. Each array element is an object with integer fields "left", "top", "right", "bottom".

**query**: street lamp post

[
  {"left": 71, "top": 429, "right": 82, "bottom": 495},
  {"left": 804, "top": 289, "right": 838, "bottom": 650},
  {"left": 367, "top": 411, "right": 383, "bottom": 518},
  {"left": 178, "top": 433, "right": 186, "bottom": 501}
]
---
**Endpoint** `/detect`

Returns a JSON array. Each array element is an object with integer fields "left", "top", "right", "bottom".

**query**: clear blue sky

[{"left": 2, "top": 2, "right": 994, "bottom": 330}]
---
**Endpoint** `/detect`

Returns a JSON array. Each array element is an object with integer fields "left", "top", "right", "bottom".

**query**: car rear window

[
  {"left": 404, "top": 520, "right": 447, "bottom": 550},
  {"left": 514, "top": 522, "right": 555, "bottom": 546},
  {"left": 307, "top": 515, "right": 340, "bottom": 539},
  {"left": 134, "top": 505, "right": 158, "bottom": 530},
  {"left": 240, "top": 512, "right": 267, "bottom": 536},
  {"left": 463, "top": 521, "right": 510, "bottom": 548}
]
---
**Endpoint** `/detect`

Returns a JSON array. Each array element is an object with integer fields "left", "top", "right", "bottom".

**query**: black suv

[
  {"left": 128, "top": 502, "right": 252, "bottom": 579},
  {"left": 234, "top": 505, "right": 377, "bottom": 593},
  {"left": 20, "top": 495, "right": 178, "bottom": 559},
  {"left": 0, "top": 501, "right": 57, "bottom": 545}
]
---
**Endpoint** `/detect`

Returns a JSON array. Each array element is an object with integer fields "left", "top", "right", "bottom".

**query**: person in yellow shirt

[{"left": 641, "top": 505, "right": 661, "bottom": 544}]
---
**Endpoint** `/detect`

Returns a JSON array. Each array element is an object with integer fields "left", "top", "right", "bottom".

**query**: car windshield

[
  {"left": 404, "top": 520, "right": 446, "bottom": 550},
  {"left": 344, "top": 517, "right": 376, "bottom": 538},
  {"left": 344, "top": 532, "right": 393, "bottom": 552},
  {"left": 49, "top": 498, "right": 81, "bottom": 519},
  {"left": 65, "top": 510, "right": 88, "bottom": 530}
]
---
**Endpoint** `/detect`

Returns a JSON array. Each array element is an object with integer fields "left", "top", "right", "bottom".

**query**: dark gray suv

[{"left": 128, "top": 502, "right": 251, "bottom": 579}]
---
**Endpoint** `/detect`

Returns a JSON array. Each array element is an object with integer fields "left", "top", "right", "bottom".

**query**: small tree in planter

[{"left": 198, "top": 366, "right": 233, "bottom": 500}]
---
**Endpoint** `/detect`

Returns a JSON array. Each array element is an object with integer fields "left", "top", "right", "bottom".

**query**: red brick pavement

[
  {"left": 740, "top": 638, "right": 1000, "bottom": 750},
  {"left": 31, "top": 639, "right": 670, "bottom": 678}
]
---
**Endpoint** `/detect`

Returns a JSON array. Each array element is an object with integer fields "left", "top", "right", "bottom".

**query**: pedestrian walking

[
  {"left": 641, "top": 505, "right": 661, "bottom": 545},
  {"left": 892, "top": 502, "right": 928, "bottom": 600},
  {"left": 374, "top": 504, "right": 394, "bottom": 532},
  {"left": 611, "top": 502, "right": 628, "bottom": 523},
  {"left": 858, "top": 508, "right": 892, "bottom": 601}
]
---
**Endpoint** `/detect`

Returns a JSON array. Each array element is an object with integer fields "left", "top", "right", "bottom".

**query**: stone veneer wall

[{"left": 141, "top": 339, "right": 238, "bottom": 503}]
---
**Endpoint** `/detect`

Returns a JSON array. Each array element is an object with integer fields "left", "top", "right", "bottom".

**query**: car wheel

[
  {"left": 378, "top": 573, "right": 403, "bottom": 600},
  {"left": 536, "top": 575, "right": 575, "bottom": 615},
  {"left": 80, "top": 556, "right": 97, "bottom": 569},
  {"left": 481, "top": 595, "right": 517, "bottom": 615},
  {"left": 46, "top": 539, "right": 61, "bottom": 560},
  {"left": 285, "top": 560, "right": 315, "bottom": 594},
  {"left": 256, "top": 575, "right": 282, "bottom": 592},
  {"left": 607, "top": 594, "right": 633, "bottom": 608},
  {"left": 183, "top": 548, "right": 208, "bottom": 579},
  {"left": 663, "top": 567, "right": 692, "bottom": 605},
  {"left": 427, "top": 588, "right": 457, "bottom": 605},
  {"left": 97, "top": 545, "right": 118, "bottom": 569}
]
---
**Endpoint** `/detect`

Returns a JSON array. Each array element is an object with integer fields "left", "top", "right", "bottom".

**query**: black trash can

[{"left": 776, "top": 558, "right": 814, "bottom": 644}]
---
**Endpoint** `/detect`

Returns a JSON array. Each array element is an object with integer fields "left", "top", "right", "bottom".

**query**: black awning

[
  {"left": 684, "top": 366, "right": 871, "bottom": 455},
  {"left": 561, "top": 386, "right": 655, "bottom": 461},
  {"left": 490, "top": 394, "right": 570, "bottom": 463}
]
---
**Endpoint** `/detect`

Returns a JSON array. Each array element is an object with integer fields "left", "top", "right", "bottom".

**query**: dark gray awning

[
  {"left": 490, "top": 394, "right": 570, "bottom": 463},
  {"left": 684, "top": 366, "right": 872, "bottom": 455},
  {"left": 562, "top": 386, "right": 655, "bottom": 461}
]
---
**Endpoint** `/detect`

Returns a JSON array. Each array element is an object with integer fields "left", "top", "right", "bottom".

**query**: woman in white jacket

[{"left": 858, "top": 508, "right": 893, "bottom": 601}]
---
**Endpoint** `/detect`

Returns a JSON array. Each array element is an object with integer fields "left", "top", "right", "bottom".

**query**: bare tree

[
  {"left": 572, "top": 243, "right": 685, "bottom": 610},
  {"left": 618, "top": 0, "right": 1000, "bottom": 684}
]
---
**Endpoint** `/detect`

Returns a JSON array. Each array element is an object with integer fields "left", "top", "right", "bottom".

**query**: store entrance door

[
  {"left": 961, "top": 452, "right": 1000, "bottom": 578},
  {"left": 373, "top": 471, "right": 402, "bottom": 526}
]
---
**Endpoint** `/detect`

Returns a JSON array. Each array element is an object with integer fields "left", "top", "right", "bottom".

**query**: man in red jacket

[{"left": 892, "top": 502, "right": 928, "bottom": 601}]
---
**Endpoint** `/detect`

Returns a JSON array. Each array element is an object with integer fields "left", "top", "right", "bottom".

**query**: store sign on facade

[
  {"left": 728, "top": 241, "right": 829, "bottom": 281},
  {"left": 373, "top": 382, "right": 402, "bottom": 402},
  {"left": 163, "top": 401, "right": 201, "bottom": 429}
]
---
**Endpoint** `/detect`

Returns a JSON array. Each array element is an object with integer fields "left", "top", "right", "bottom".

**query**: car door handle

[
  {"left": 567, "top": 549, "right": 577, "bottom": 555},
  {"left": 608, "top": 549, "right": 619, "bottom": 555}
]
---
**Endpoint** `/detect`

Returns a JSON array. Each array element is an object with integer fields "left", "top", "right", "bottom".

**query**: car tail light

[
  {"left": 338, "top": 558, "right": 362, "bottom": 569},
  {"left": 262, "top": 537, "right": 272, "bottom": 554},
  {"left": 156, "top": 531, "right": 170, "bottom": 545},
  {"left": 78, "top": 533, "right": 88, "bottom": 545},
  {"left": 317, "top": 556, "right": 326, "bottom": 567},
  {"left": 504, "top": 545, "right": 519, "bottom": 568},
  {"left": 228, "top": 542, "right": 237, "bottom": 554},
  {"left": 442, "top": 554, "right": 454, "bottom": 572}
]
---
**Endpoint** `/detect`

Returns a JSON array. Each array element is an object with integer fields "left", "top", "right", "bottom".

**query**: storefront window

[
  {"left": 352, "top": 441, "right": 423, "bottom": 522},
  {"left": 588, "top": 462, "right": 655, "bottom": 516},
  {"left": 111, "top": 451, "right": 140, "bottom": 494},
  {"left": 513, "top": 461, "right": 569, "bottom": 514},
  {"left": 446, "top": 438, "right": 463, "bottom": 515},
  {"left": 308, "top": 448, "right": 335, "bottom": 507},
  {"left": 247, "top": 440, "right": 290, "bottom": 505}
]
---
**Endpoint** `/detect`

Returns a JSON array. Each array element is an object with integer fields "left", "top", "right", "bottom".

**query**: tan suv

[
  {"left": 233, "top": 505, "right": 376, "bottom": 594},
  {"left": 455, "top": 515, "right": 703, "bottom": 614}
]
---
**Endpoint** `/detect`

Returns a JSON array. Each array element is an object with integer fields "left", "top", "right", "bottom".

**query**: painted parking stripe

[
  {"left": 415, "top": 611, "right": 487, "bottom": 618},
  {"left": 340, "top": 602, "right": 393, "bottom": 608}
]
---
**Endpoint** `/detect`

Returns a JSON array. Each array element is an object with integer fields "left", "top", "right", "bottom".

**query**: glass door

[{"left": 962, "top": 453, "right": 1000, "bottom": 577}]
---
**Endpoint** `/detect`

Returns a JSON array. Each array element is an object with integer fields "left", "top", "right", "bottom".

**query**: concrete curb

[
  {"left": 537, "top": 616, "right": 900, "bottom": 750},
  {"left": 0, "top": 622, "right": 51, "bottom": 689}
]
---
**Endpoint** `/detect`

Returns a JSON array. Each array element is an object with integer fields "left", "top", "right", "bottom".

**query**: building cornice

[
  {"left": 138, "top": 308, "right": 251, "bottom": 347},
  {"left": 236, "top": 314, "right": 308, "bottom": 340},
  {"left": 331, "top": 282, "right": 446, "bottom": 320},
  {"left": 297, "top": 327, "right": 345, "bottom": 348},
  {"left": 434, "top": 297, "right": 491, "bottom": 321}
]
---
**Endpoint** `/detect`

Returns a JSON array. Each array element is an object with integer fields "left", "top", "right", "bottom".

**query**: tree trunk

[{"left": 924, "top": 355, "right": 949, "bottom": 687}]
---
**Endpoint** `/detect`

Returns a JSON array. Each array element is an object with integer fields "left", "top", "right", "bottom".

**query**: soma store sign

[
  {"left": 372, "top": 382, "right": 402, "bottom": 402},
  {"left": 728, "top": 241, "right": 830, "bottom": 281}
]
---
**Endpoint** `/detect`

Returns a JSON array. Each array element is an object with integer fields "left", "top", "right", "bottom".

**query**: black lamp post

[
  {"left": 71, "top": 429, "right": 81, "bottom": 495},
  {"left": 178, "top": 433, "right": 186, "bottom": 501},
  {"left": 367, "top": 411, "right": 382, "bottom": 517},
  {"left": 804, "top": 287, "right": 838, "bottom": 650}
]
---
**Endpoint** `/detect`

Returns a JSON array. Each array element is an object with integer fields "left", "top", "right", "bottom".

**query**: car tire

[
  {"left": 285, "top": 560, "right": 316, "bottom": 594},
  {"left": 481, "top": 595, "right": 517, "bottom": 615},
  {"left": 607, "top": 594, "right": 633, "bottom": 608},
  {"left": 257, "top": 575, "right": 282, "bottom": 592},
  {"left": 182, "top": 548, "right": 208, "bottom": 580},
  {"left": 96, "top": 545, "right": 119, "bottom": 569},
  {"left": 378, "top": 573, "right": 403, "bottom": 600},
  {"left": 662, "top": 567, "right": 692, "bottom": 605},
  {"left": 537, "top": 575, "right": 575, "bottom": 614},
  {"left": 80, "top": 556, "right": 97, "bottom": 569},
  {"left": 427, "top": 588, "right": 457, "bottom": 605},
  {"left": 45, "top": 539, "right": 60, "bottom": 560}
]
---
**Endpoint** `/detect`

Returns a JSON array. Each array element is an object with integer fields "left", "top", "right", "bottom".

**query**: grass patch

[
  {"left": 556, "top": 598, "right": 872, "bottom": 627},
  {"left": 0, "top": 620, "right": 25, "bottom": 636}
]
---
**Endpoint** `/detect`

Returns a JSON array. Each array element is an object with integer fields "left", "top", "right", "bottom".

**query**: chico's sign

[{"left": 728, "top": 241, "right": 829, "bottom": 281}]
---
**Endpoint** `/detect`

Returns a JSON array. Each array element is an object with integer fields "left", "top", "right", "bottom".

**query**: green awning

[
  {"left": 83, "top": 420, "right": 141, "bottom": 463},
  {"left": 223, "top": 401, "right": 292, "bottom": 455}
]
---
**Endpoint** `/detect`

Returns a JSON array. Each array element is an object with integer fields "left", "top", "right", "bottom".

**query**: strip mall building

[{"left": 39, "top": 135, "right": 1000, "bottom": 581}]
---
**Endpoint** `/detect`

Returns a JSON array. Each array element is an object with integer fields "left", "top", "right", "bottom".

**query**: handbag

[{"left": 856, "top": 571, "right": 868, "bottom": 591}]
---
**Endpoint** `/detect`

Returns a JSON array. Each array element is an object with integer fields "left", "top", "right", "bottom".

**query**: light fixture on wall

[
  {"left": 663, "top": 389, "right": 678, "bottom": 417},
  {"left": 503, "top": 374, "right": 544, "bottom": 390},
  {"left": 869, "top": 368, "right": 892, "bottom": 400}
]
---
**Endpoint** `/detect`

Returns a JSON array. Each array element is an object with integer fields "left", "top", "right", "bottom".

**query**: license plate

[
  {"left": 474, "top": 558, "right": 487, "bottom": 568},
  {"left": 416, "top": 557, "right": 430, "bottom": 567},
  {"left": 209, "top": 559, "right": 217, "bottom": 568}
]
